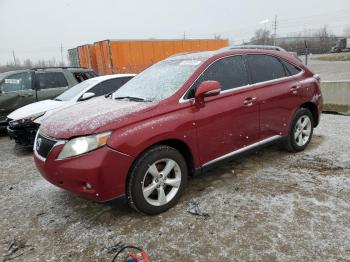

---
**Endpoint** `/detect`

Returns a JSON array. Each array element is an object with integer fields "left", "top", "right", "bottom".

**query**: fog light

[{"left": 85, "top": 182, "right": 92, "bottom": 189}]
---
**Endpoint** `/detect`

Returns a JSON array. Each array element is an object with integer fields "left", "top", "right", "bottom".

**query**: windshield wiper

[
  {"left": 105, "top": 92, "right": 114, "bottom": 98},
  {"left": 114, "top": 96, "right": 152, "bottom": 102}
]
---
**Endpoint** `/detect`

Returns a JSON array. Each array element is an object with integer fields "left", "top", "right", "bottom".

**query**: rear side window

[
  {"left": 73, "top": 72, "right": 96, "bottom": 83},
  {"left": 187, "top": 56, "right": 249, "bottom": 98},
  {"left": 246, "top": 54, "right": 286, "bottom": 83},
  {"left": 89, "top": 77, "right": 133, "bottom": 97},
  {"left": 282, "top": 60, "right": 302, "bottom": 76},
  {"left": 35, "top": 72, "right": 68, "bottom": 89}
]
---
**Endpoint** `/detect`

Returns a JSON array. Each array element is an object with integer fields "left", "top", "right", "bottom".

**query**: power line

[
  {"left": 60, "top": 43, "right": 64, "bottom": 65},
  {"left": 273, "top": 15, "right": 278, "bottom": 45},
  {"left": 12, "top": 50, "right": 16, "bottom": 66}
]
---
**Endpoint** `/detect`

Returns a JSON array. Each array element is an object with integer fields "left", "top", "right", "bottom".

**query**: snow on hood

[
  {"left": 40, "top": 97, "right": 158, "bottom": 139},
  {"left": 7, "top": 100, "right": 66, "bottom": 121}
]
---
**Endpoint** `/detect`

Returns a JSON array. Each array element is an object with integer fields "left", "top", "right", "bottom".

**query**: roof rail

[
  {"left": 220, "top": 45, "right": 287, "bottom": 52},
  {"left": 31, "top": 66, "right": 88, "bottom": 70},
  {"left": 168, "top": 51, "right": 204, "bottom": 58}
]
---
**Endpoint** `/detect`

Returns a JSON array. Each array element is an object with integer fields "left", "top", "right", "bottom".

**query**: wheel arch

[
  {"left": 126, "top": 138, "right": 196, "bottom": 183},
  {"left": 300, "top": 102, "right": 319, "bottom": 127}
]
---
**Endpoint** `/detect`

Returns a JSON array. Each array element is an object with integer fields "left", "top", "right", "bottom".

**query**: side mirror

[
  {"left": 195, "top": 81, "right": 221, "bottom": 100},
  {"left": 80, "top": 92, "right": 95, "bottom": 101}
]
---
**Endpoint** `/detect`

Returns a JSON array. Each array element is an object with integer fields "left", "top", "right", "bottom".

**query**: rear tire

[
  {"left": 284, "top": 108, "right": 314, "bottom": 152},
  {"left": 126, "top": 145, "right": 188, "bottom": 215}
]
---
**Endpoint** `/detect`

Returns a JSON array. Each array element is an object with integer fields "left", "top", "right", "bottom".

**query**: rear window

[
  {"left": 35, "top": 72, "right": 68, "bottom": 89},
  {"left": 89, "top": 77, "right": 133, "bottom": 97},
  {"left": 246, "top": 54, "right": 286, "bottom": 83},
  {"left": 282, "top": 60, "right": 302, "bottom": 76},
  {"left": 73, "top": 71, "right": 97, "bottom": 83}
]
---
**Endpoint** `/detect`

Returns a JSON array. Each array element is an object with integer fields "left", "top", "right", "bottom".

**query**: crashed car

[
  {"left": 7, "top": 74, "right": 134, "bottom": 147},
  {"left": 34, "top": 49, "right": 322, "bottom": 215},
  {"left": 0, "top": 67, "right": 97, "bottom": 133}
]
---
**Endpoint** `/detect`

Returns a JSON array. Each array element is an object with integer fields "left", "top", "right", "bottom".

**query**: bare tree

[
  {"left": 250, "top": 28, "right": 273, "bottom": 45},
  {"left": 23, "top": 59, "right": 33, "bottom": 69}
]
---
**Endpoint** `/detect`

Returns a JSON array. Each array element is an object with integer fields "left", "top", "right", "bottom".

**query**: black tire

[
  {"left": 284, "top": 108, "right": 314, "bottom": 152},
  {"left": 126, "top": 145, "right": 188, "bottom": 215}
]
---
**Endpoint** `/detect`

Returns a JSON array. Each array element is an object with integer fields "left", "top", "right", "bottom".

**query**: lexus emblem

[{"left": 36, "top": 138, "right": 42, "bottom": 150}]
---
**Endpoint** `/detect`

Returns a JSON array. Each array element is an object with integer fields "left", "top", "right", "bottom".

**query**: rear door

[
  {"left": 0, "top": 71, "right": 35, "bottom": 118},
  {"left": 246, "top": 54, "right": 302, "bottom": 139},
  {"left": 188, "top": 55, "right": 259, "bottom": 166},
  {"left": 35, "top": 71, "right": 69, "bottom": 101}
]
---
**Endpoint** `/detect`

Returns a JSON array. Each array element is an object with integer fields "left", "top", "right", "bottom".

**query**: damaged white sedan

[{"left": 6, "top": 74, "right": 135, "bottom": 147}]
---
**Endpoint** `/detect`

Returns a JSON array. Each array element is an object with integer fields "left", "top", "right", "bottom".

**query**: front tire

[
  {"left": 126, "top": 145, "right": 188, "bottom": 215},
  {"left": 284, "top": 108, "right": 314, "bottom": 152}
]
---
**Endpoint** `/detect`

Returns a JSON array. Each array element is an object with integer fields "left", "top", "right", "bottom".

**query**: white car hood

[{"left": 8, "top": 99, "right": 68, "bottom": 121}]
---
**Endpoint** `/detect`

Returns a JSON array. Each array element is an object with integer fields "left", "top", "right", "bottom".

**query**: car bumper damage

[{"left": 7, "top": 120, "right": 39, "bottom": 147}]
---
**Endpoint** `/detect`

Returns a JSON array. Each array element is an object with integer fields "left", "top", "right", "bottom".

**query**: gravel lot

[{"left": 1, "top": 114, "right": 349, "bottom": 261}]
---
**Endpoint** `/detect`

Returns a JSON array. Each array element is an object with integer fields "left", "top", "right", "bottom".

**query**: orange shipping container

[
  {"left": 77, "top": 44, "right": 98, "bottom": 73},
  {"left": 92, "top": 39, "right": 229, "bottom": 75}
]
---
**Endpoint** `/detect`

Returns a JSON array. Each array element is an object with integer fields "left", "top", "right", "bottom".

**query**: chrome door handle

[
  {"left": 290, "top": 85, "right": 300, "bottom": 94},
  {"left": 243, "top": 97, "right": 257, "bottom": 107}
]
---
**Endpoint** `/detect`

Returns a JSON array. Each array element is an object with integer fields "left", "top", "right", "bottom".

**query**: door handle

[
  {"left": 290, "top": 85, "right": 300, "bottom": 94},
  {"left": 243, "top": 97, "right": 257, "bottom": 107}
]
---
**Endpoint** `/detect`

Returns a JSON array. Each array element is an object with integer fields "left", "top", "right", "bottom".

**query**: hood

[
  {"left": 40, "top": 97, "right": 158, "bottom": 139},
  {"left": 7, "top": 99, "right": 66, "bottom": 121}
]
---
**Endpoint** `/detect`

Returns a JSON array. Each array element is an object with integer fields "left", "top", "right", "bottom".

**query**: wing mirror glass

[
  {"left": 195, "top": 81, "right": 221, "bottom": 100},
  {"left": 80, "top": 92, "right": 95, "bottom": 101}
]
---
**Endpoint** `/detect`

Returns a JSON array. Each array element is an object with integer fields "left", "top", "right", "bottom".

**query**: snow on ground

[{"left": 0, "top": 114, "right": 349, "bottom": 261}]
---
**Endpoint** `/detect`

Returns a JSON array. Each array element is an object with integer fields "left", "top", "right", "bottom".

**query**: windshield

[
  {"left": 113, "top": 59, "right": 204, "bottom": 101},
  {"left": 55, "top": 78, "right": 99, "bottom": 101}
]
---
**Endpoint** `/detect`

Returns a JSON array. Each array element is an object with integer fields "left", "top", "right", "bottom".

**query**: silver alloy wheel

[
  {"left": 294, "top": 115, "right": 312, "bottom": 147},
  {"left": 142, "top": 158, "right": 182, "bottom": 206}
]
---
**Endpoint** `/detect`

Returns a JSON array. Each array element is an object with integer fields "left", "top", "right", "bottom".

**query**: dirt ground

[{"left": 0, "top": 114, "right": 349, "bottom": 262}]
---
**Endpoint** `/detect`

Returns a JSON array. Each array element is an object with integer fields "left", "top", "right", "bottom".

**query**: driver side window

[
  {"left": 185, "top": 55, "right": 249, "bottom": 99},
  {"left": 0, "top": 72, "right": 32, "bottom": 93}
]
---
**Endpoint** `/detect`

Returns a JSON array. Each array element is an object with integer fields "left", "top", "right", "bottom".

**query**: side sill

[{"left": 198, "top": 136, "right": 286, "bottom": 173}]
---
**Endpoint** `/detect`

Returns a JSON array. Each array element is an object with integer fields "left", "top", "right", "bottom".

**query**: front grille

[{"left": 35, "top": 134, "right": 57, "bottom": 159}]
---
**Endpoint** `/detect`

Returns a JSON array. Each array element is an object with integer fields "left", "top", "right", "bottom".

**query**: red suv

[{"left": 34, "top": 49, "right": 322, "bottom": 214}]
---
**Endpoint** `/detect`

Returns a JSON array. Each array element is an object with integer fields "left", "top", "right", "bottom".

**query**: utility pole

[
  {"left": 12, "top": 50, "right": 17, "bottom": 66},
  {"left": 273, "top": 15, "right": 278, "bottom": 46},
  {"left": 60, "top": 43, "right": 64, "bottom": 66},
  {"left": 183, "top": 31, "right": 186, "bottom": 40}
]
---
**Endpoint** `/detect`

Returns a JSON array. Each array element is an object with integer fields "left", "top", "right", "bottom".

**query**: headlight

[
  {"left": 57, "top": 131, "right": 112, "bottom": 160},
  {"left": 10, "top": 112, "right": 45, "bottom": 127}
]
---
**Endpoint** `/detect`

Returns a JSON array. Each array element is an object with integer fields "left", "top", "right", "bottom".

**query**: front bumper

[
  {"left": 34, "top": 143, "right": 134, "bottom": 202},
  {"left": 0, "top": 118, "right": 10, "bottom": 133},
  {"left": 7, "top": 124, "right": 39, "bottom": 147}
]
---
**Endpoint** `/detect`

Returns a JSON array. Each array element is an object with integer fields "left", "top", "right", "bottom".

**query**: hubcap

[
  {"left": 294, "top": 115, "right": 312, "bottom": 147},
  {"left": 142, "top": 158, "right": 182, "bottom": 206}
]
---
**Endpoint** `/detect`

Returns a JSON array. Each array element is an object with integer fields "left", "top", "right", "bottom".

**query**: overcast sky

[{"left": 0, "top": 0, "right": 349, "bottom": 64}]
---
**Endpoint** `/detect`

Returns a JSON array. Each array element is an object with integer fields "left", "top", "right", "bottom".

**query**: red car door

[
  {"left": 185, "top": 55, "right": 259, "bottom": 166},
  {"left": 245, "top": 54, "right": 303, "bottom": 139}
]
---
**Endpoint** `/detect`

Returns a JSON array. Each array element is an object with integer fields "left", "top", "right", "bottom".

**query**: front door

[
  {"left": 187, "top": 55, "right": 259, "bottom": 166},
  {"left": 0, "top": 71, "right": 35, "bottom": 119}
]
